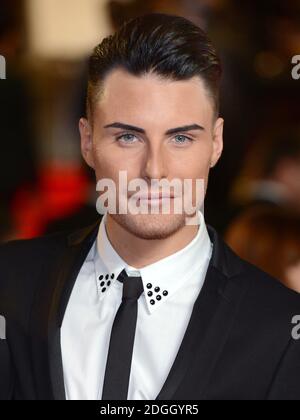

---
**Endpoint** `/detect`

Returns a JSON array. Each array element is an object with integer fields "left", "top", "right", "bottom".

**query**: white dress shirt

[{"left": 61, "top": 211, "right": 213, "bottom": 400}]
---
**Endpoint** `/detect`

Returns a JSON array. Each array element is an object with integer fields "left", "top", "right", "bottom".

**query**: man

[{"left": 0, "top": 13, "right": 299, "bottom": 401}]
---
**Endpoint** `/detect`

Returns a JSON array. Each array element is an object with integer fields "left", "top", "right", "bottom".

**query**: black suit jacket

[{"left": 0, "top": 218, "right": 300, "bottom": 400}]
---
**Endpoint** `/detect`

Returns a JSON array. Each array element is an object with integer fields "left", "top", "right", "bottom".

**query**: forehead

[{"left": 93, "top": 68, "right": 214, "bottom": 124}]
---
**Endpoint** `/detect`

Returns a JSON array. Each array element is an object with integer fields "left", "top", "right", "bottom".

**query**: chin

[{"left": 110, "top": 212, "right": 187, "bottom": 240}]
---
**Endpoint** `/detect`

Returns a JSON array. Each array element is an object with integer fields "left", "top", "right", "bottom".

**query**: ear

[
  {"left": 210, "top": 117, "right": 224, "bottom": 168},
  {"left": 79, "top": 117, "right": 95, "bottom": 169}
]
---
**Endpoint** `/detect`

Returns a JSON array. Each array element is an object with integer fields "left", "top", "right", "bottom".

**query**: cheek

[
  {"left": 170, "top": 147, "right": 212, "bottom": 179},
  {"left": 173, "top": 163, "right": 209, "bottom": 181},
  {"left": 93, "top": 149, "right": 139, "bottom": 184},
  {"left": 169, "top": 157, "right": 210, "bottom": 205},
  {"left": 93, "top": 143, "right": 119, "bottom": 173},
  {"left": 285, "top": 262, "right": 300, "bottom": 292},
  {"left": 93, "top": 152, "right": 119, "bottom": 182}
]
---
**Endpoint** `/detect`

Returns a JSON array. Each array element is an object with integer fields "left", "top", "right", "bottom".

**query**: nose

[{"left": 141, "top": 143, "right": 168, "bottom": 181}]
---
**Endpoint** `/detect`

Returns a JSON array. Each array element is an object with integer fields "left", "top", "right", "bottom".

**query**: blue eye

[
  {"left": 173, "top": 135, "right": 193, "bottom": 144},
  {"left": 115, "top": 133, "right": 193, "bottom": 146},
  {"left": 116, "top": 133, "right": 138, "bottom": 143}
]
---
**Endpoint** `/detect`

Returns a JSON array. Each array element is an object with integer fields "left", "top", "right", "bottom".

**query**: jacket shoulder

[
  {"left": 0, "top": 220, "right": 99, "bottom": 286},
  {"left": 222, "top": 240, "right": 300, "bottom": 329},
  {"left": 0, "top": 229, "right": 69, "bottom": 270},
  {"left": 216, "top": 240, "right": 300, "bottom": 400}
]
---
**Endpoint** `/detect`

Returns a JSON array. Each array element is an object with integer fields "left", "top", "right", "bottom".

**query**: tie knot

[{"left": 117, "top": 269, "right": 144, "bottom": 300}]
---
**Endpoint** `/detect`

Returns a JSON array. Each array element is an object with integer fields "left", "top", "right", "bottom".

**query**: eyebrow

[{"left": 103, "top": 122, "right": 205, "bottom": 135}]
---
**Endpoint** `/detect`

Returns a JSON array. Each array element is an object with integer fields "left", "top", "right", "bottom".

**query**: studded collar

[{"left": 91, "top": 211, "right": 212, "bottom": 314}]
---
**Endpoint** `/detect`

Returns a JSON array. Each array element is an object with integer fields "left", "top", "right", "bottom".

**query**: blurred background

[{"left": 0, "top": 0, "right": 300, "bottom": 292}]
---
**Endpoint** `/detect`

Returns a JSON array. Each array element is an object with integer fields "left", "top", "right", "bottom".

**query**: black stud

[
  {"left": 147, "top": 291, "right": 153, "bottom": 297},
  {"left": 107, "top": 280, "right": 111, "bottom": 286},
  {"left": 163, "top": 290, "right": 168, "bottom": 296},
  {"left": 154, "top": 287, "right": 160, "bottom": 293},
  {"left": 150, "top": 299, "right": 155, "bottom": 305},
  {"left": 111, "top": 273, "right": 115, "bottom": 279},
  {"left": 146, "top": 283, "right": 152, "bottom": 289},
  {"left": 99, "top": 275, "right": 104, "bottom": 280},
  {"left": 156, "top": 295, "right": 161, "bottom": 301},
  {"left": 105, "top": 274, "right": 109, "bottom": 280},
  {"left": 100, "top": 281, "right": 105, "bottom": 287},
  {"left": 102, "top": 287, "right": 106, "bottom": 293}
]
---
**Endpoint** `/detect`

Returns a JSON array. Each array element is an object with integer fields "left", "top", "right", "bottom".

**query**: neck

[{"left": 105, "top": 214, "right": 199, "bottom": 269}]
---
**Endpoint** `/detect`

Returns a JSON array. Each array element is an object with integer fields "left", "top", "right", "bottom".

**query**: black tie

[{"left": 101, "top": 268, "right": 144, "bottom": 400}]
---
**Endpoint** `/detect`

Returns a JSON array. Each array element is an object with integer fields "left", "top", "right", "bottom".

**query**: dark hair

[{"left": 87, "top": 13, "right": 222, "bottom": 120}]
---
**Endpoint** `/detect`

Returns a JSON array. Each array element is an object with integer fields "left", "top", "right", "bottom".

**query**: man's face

[{"left": 80, "top": 68, "right": 223, "bottom": 239}]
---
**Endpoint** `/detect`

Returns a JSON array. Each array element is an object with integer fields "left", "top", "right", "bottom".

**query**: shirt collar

[{"left": 94, "top": 211, "right": 212, "bottom": 314}]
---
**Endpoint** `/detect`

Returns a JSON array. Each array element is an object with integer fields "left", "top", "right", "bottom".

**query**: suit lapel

[
  {"left": 156, "top": 226, "right": 249, "bottom": 400},
  {"left": 29, "top": 219, "right": 101, "bottom": 400}
]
